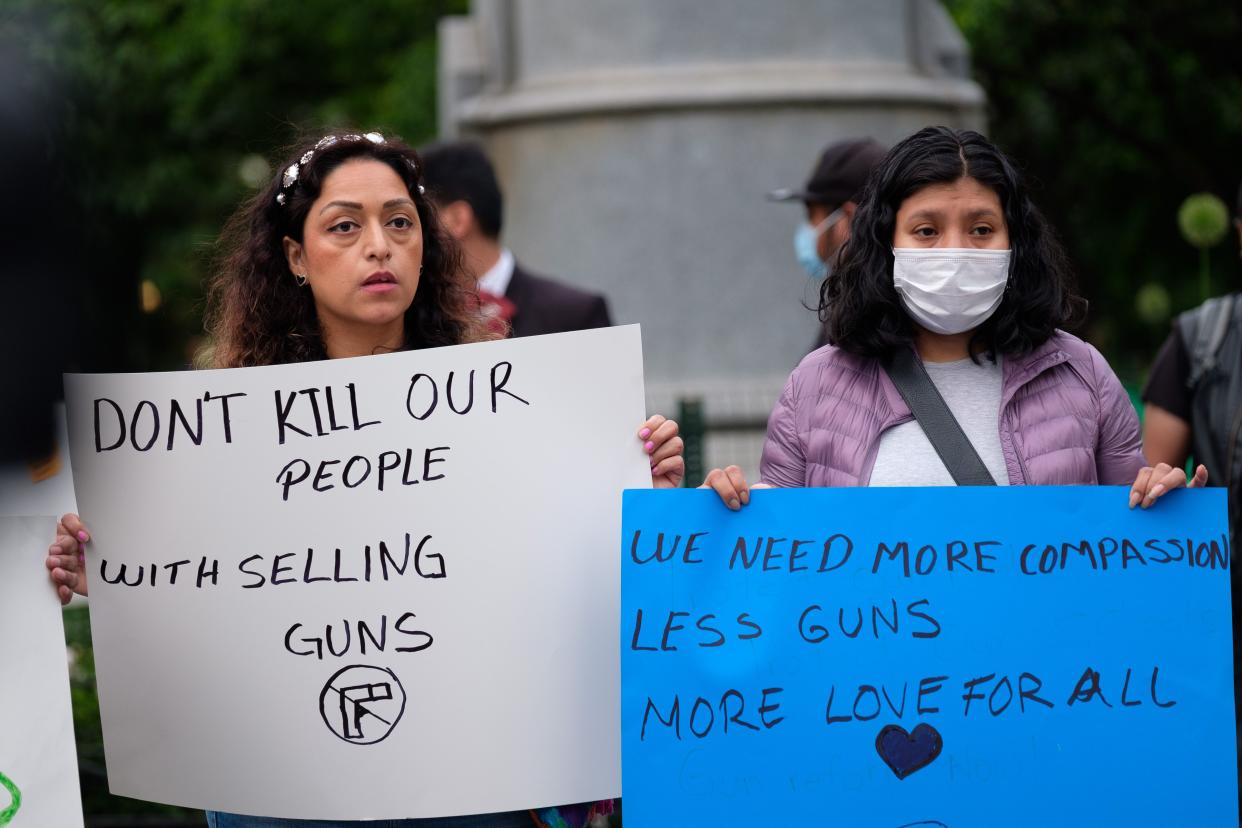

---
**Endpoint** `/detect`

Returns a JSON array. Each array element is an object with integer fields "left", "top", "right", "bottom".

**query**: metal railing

[{"left": 676, "top": 396, "right": 769, "bottom": 486}]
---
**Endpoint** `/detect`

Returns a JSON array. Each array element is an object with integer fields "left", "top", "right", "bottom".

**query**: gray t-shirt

[{"left": 868, "top": 355, "right": 1009, "bottom": 486}]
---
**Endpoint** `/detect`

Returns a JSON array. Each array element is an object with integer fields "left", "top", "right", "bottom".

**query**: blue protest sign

[{"left": 621, "top": 487, "right": 1236, "bottom": 826}]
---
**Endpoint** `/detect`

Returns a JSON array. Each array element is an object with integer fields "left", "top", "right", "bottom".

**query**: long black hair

[{"left": 823, "top": 126, "right": 1080, "bottom": 359}]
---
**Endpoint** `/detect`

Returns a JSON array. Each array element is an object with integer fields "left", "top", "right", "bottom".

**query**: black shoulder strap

[{"left": 883, "top": 348, "right": 997, "bottom": 486}]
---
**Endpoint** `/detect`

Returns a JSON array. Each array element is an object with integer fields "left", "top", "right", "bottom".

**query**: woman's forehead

[
  {"left": 317, "top": 159, "right": 409, "bottom": 202},
  {"left": 899, "top": 177, "right": 1001, "bottom": 214}
]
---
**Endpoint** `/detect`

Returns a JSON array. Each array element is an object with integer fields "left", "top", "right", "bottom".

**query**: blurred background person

[
  {"left": 1142, "top": 179, "right": 1242, "bottom": 539},
  {"left": 0, "top": 39, "right": 83, "bottom": 525},
  {"left": 0, "top": 47, "right": 75, "bottom": 471},
  {"left": 420, "top": 141, "right": 612, "bottom": 337},
  {"left": 1142, "top": 179, "right": 1242, "bottom": 798},
  {"left": 767, "top": 138, "right": 887, "bottom": 351}
]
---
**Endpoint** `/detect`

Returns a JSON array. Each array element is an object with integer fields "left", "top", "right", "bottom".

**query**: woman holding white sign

[
  {"left": 703, "top": 126, "right": 1205, "bottom": 504},
  {"left": 48, "top": 131, "right": 682, "bottom": 828}
]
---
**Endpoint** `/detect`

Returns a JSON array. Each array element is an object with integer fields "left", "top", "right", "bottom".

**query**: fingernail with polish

[
  {"left": 639, "top": 428, "right": 651, "bottom": 439},
  {"left": 77, "top": 531, "right": 88, "bottom": 543},
  {"left": 645, "top": 441, "right": 654, "bottom": 452}
]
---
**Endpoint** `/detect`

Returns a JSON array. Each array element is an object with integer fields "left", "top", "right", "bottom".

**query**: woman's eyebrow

[
  {"left": 319, "top": 200, "right": 363, "bottom": 215},
  {"left": 904, "top": 207, "right": 1002, "bottom": 223},
  {"left": 318, "top": 198, "right": 415, "bottom": 215},
  {"left": 904, "top": 208, "right": 941, "bottom": 223}
]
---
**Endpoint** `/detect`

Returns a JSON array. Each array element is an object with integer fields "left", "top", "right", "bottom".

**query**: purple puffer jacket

[{"left": 760, "top": 331, "right": 1146, "bottom": 488}]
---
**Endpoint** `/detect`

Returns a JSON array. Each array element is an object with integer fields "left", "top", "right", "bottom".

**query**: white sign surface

[
  {"left": 0, "top": 516, "right": 85, "bottom": 828},
  {"left": 64, "top": 326, "right": 648, "bottom": 820}
]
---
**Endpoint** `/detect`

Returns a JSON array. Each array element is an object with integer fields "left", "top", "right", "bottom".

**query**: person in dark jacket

[
  {"left": 1142, "top": 179, "right": 1242, "bottom": 807},
  {"left": 1143, "top": 180, "right": 1242, "bottom": 539},
  {"left": 419, "top": 141, "right": 611, "bottom": 338}
]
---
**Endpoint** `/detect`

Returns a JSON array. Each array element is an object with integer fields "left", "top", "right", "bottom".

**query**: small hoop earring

[{"left": 295, "top": 273, "right": 308, "bottom": 287}]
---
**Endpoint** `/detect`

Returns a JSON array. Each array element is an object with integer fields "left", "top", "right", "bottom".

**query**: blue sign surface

[{"left": 620, "top": 487, "right": 1236, "bottom": 826}]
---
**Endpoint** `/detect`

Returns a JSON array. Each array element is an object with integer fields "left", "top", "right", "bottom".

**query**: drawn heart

[{"left": 875, "top": 723, "right": 943, "bottom": 780}]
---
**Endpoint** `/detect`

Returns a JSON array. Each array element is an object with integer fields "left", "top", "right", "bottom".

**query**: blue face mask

[
  {"left": 793, "top": 207, "right": 846, "bottom": 280},
  {"left": 794, "top": 222, "right": 828, "bottom": 280}
]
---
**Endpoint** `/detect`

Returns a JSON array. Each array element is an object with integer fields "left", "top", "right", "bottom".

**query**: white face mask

[{"left": 891, "top": 247, "right": 1011, "bottom": 335}]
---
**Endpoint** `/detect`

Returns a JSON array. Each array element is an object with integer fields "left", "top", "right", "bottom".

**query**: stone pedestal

[{"left": 440, "top": 1, "right": 985, "bottom": 476}]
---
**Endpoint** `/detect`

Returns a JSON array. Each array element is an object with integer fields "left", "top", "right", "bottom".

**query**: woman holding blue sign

[
  {"left": 704, "top": 126, "right": 1205, "bottom": 505},
  {"left": 46, "top": 131, "right": 680, "bottom": 828}
]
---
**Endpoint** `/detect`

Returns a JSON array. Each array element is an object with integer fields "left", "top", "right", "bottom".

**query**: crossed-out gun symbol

[{"left": 333, "top": 681, "right": 395, "bottom": 740}]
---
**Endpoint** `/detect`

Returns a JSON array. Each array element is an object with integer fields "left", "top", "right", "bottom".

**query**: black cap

[{"left": 768, "top": 138, "right": 887, "bottom": 207}]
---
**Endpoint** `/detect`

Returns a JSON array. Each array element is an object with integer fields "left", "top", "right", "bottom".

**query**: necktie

[{"left": 477, "top": 288, "right": 516, "bottom": 336}]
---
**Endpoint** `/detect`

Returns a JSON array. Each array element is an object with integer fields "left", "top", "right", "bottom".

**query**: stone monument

[{"left": 438, "top": 0, "right": 985, "bottom": 477}]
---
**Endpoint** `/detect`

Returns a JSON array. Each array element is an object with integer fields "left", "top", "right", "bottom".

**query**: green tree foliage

[
  {"left": 2, "top": 0, "right": 465, "bottom": 372},
  {"left": 946, "top": 0, "right": 1242, "bottom": 369}
]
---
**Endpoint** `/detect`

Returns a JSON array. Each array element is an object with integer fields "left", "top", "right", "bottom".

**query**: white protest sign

[
  {"left": 0, "top": 516, "right": 85, "bottom": 828},
  {"left": 64, "top": 326, "right": 648, "bottom": 820}
]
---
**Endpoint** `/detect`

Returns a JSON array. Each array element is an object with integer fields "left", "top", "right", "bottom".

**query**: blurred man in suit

[{"left": 420, "top": 141, "right": 612, "bottom": 337}]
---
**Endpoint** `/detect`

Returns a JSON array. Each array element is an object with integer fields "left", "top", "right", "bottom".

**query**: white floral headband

[{"left": 275, "top": 132, "right": 424, "bottom": 206}]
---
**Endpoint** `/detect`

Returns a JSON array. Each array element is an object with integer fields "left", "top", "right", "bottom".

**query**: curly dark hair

[
  {"left": 823, "top": 126, "right": 1081, "bottom": 359},
  {"left": 204, "top": 131, "right": 493, "bottom": 368}
]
